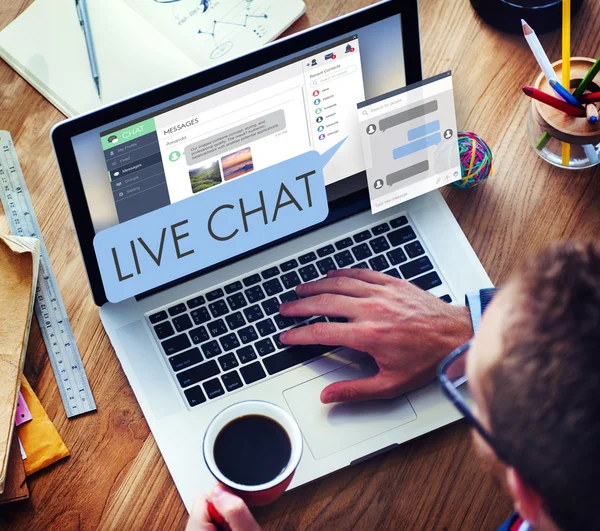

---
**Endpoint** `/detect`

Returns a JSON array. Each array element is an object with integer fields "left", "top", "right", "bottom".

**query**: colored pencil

[
  {"left": 561, "top": 0, "right": 571, "bottom": 165},
  {"left": 522, "top": 86, "right": 586, "bottom": 116},
  {"left": 586, "top": 103, "right": 599, "bottom": 123},
  {"left": 583, "top": 144, "right": 599, "bottom": 164},
  {"left": 549, "top": 79, "right": 581, "bottom": 108},
  {"left": 521, "top": 20, "right": 557, "bottom": 84},
  {"left": 573, "top": 57, "right": 600, "bottom": 100},
  {"left": 580, "top": 92, "right": 600, "bottom": 104}
]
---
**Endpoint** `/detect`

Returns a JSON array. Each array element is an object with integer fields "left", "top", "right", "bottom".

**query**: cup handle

[{"left": 207, "top": 501, "right": 232, "bottom": 531}]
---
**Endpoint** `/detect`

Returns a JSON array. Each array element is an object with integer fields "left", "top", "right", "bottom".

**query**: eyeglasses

[{"left": 437, "top": 340, "right": 509, "bottom": 463}]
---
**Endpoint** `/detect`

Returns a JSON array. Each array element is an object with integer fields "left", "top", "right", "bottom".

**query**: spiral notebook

[{"left": 0, "top": 0, "right": 305, "bottom": 117}]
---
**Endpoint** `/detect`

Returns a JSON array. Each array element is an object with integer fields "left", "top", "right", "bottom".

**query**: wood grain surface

[{"left": 1, "top": 0, "right": 599, "bottom": 529}]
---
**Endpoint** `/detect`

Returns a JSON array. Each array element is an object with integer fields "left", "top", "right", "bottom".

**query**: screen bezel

[{"left": 51, "top": 0, "right": 422, "bottom": 306}]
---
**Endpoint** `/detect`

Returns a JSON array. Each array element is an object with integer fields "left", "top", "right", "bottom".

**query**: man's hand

[
  {"left": 279, "top": 269, "right": 473, "bottom": 404},
  {"left": 186, "top": 485, "right": 262, "bottom": 531}
]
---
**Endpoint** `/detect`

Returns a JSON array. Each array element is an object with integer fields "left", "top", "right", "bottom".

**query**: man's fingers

[
  {"left": 295, "top": 276, "right": 384, "bottom": 299},
  {"left": 281, "top": 322, "right": 361, "bottom": 349},
  {"left": 186, "top": 494, "right": 215, "bottom": 531},
  {"left": 320, "top": 373, "right": 406, "bottom": 404},
  {"left": 327, "top": 268, "right": 393, "bottom": 285},
  {"left": 280, "top": 293, "right": 361, "bottom": 319},
  {"left": 210, "top": 485, "right": 262, "bottom": 531}
]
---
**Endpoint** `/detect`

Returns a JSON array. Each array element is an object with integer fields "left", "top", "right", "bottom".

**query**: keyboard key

[
  {"left": 243, "top": 305, "right": 264, "bottom": 322},
  {"left": 208, "top": 319, "right": 228, "bottom": 338},
  {"left": 203, "top": 378, "right": 225, "bottom": 399},
  {"left": 298, "top": 252, "right": 317, "bottom": 264},
  {"left": 191, "top": 307, "right": 211, "bottom": 325},
  {"left": 243, "top": 274, "right": 261, "bottom": 287},
  {"left": 206, "top": 288, "right": 224, "bottom": 302},
  {"left": 261, "top": 266, "right": 280, "bottom": 279},
  {"left": 387, "top": 248, "right": 408, "bottom": 266},
  {"left": 390, "top": 215, "right": 408, "bottom": 228},
  {"left": 272, "top": 333, "right": 285, "bottom": 350},
  {"left": 255, "top": 338, "right": 276, "bottom": 357},
  {"left": 335, "top": 237, "right": 354, "bottom": 250},
  {"left": 169, "top": 347, "right": 203, "bottom": 372},
  {"left": 440, "top": 294, "right": 453, "bottom": 303},
  {"left": 317, "top": 257, "right": 337, "bottom": 275},
  {"left": 388, "top": 226, "right": 417, "bottom": 247},
  {"left": 275, "top": 314, "right": 295, "bottom": 330},
  {"left": 400, "top": 257, "right": 434, "bottom": 279},
  {"left": 308, "top": 316, "right": 327, "bottom": 325},
  {"left": 154, "top": 321, "right": 174, "bottom": 340},
  {"left": 219, "top": 333, "right": 240, "bottom": 352},
  {"left": 186, "top": 296, "right": 205, "bottom": 309},
  {"left": 262, "top": 297, "right": 280, "bottom": 316},
  {"left": 353, "top": 230, "right": 371, "bottom": 243},
  {"left": 384, "top": 268, "right": 402, "bottom": 279},
  {"left": 372, "top": 222, "right": 390, "bottom": 235},
  {"left": 263, "top": 278, "right": 283, "bottom": 297},
  {"left": 236, "top": 345, "right": 257, "bottom": 364},
  {"left": 167, "top": 303, "right": 186, "bottom": 317},
  {"left": 405, "top": 240, "right": 425, "bottom": 259},
  {"left": 282, "top": 271, "right": 301, "bottom": 289},
  {"left": 317, "top": 244, "right": 335, "bottom": 257},
  {"left": 280, "top": 291, "right": 299, "bottom": 303},
  {"left": 226, "top": 312, "right": 246, "bottom": 330},
  {"left": 370, "top": 236, "right": 390, "bottom": 254},
  {"left": 173, "top": 314, "right": 193, "bottom": 333},
  {"left": 240, "top": 362, "right": 266, "bottom": 384},
  {"left": 263, "top": 344, "right": 332, "bottom": 375},
  {"left": 280, "top": 259, "right": 298, "bottom": 272},
  {"left": 224, "top": 281, "right": 243, "bottom": 294},
  {"left": 209, "top": 299, "right": 228, "bottom": 318},
  {"left": 162, "top": 334, "right": 191, "bottom": 356},
  {"left": 256, "top": 318, "right": 277, "bottom": 337},
  {"left": 184, "top": 386, "right": 206, "bottom": 407},
  {"left": 201, "top": 340, "right": 222, "bottom": 358},
  {"left": 245, "top": 285, "right": 266, "bottom": 303},
  {"left": 177, "top": 360, "right": 220, "bottom": 387},
  {"left": 369, "top": 255, "right": 389, "bottom": 272},
  {"left": 227, "top": 293, "right": 247, "bottom": 311},
  {"left": 189, "top": 326, "right": 210, "bottom": 345},
  {"left": 222, "top": 371, "right": 243, "bottom": 392},
  {"left": 238, "top": 325, "right": 259, "bottom": 344},
  {"left": 334, "top": 250, "right": 355, "bottom": 268},
  {"left": 218, "top": 352, "right": 239, "bottom": 371},
  {"left": 149, "top": 310, "right": 168, "bottom": 324},
  {"left": 352, "top": 243, "right": 373, "bottom": 261},
  {"left": 412, "top": 272, "right": 442, "bottom": 291},
  {"left": 351, "top": 262, "right": 368, "bottom": 269},
  {"left": 299, "top": 264, "right": 319, "bottom": 282}
]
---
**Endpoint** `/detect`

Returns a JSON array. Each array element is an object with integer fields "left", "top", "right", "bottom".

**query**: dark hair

[{"left": 487, "top": 241, "right": 600, "bottom": 531}]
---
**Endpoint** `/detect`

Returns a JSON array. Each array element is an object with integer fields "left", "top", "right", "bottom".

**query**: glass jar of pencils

[{"left": 528, "top": 57, "right": 600, "bottom": 169}]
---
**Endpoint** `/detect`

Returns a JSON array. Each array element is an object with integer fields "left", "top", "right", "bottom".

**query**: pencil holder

[{"left": 528, "top": 57, "right": 600, "bottom": 169}]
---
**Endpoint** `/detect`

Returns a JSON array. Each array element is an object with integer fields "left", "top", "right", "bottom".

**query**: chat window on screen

[{"left": 358, "top": 71, "right": 460, "bottom": 214}]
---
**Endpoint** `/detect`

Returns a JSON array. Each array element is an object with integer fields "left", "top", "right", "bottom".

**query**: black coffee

[{"left": 213, "top": 414, "right": 292, "bottom": 486}]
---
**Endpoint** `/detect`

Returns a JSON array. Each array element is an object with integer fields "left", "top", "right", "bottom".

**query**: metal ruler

[{"left": 0, "top": 131, "right": 96, "bottom": 418}]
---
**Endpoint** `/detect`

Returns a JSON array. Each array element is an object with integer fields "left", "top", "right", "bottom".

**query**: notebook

[
  {"left": 0, "top": 235, "right": 40, "bottom": 494},
  {"left": 0, "top": 0, "right": 306, "bottom": 117}
]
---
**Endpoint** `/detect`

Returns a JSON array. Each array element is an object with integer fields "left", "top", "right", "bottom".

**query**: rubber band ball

[{"left": 452, "top": 131, "right": 493, "bottom": 189}]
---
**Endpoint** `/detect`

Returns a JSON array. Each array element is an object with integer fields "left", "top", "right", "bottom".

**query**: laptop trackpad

[{"left": 283, "top": 356, "right": 417, "bottom": 460}]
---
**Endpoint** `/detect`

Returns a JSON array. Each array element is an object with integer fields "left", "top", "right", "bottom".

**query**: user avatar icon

[
  {"left": 311, "top": 59, "right": 317, "bottom": 66},
  {"left": 319, "top": 134, "right": 326, "bottom": 140},
  {"left": 366, "top": 124, "right": 377, "bottom": 135},
  {"left": 315, "top": 108, "right": 322, "bottom": 115},
  {"left": 374, "top": 179, "right": 384, "bottom": 190},
  {"left": 314, "top": 98, "right": 321, "bottom": 105},
  {"left": 169, "top": 151, "right": 181, "bottom": 162},
  {"left": 443, "top": 129, "right": 454, "bottom": 139},
  {"left": 313, "top": 90, "right": 320, "bottom": 97},
  {"left": 316, "top": 116, "right": 324, "bottom": 123},
  {"left": 317, "top": 125, "right": 325, "bottom": 132},
  {"left": 345, "top": 44, "right": 355, "bottom": 53}
]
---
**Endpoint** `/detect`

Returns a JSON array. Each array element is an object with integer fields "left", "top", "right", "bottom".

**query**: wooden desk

[{"left": 1, "top": 0, "right": 599, "bottom": 528}]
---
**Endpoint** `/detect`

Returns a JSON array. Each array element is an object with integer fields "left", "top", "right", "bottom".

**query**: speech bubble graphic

[
  {"left": 94, "top": 139, "right": 346, "bottom": 303},
  {"left": 379, "top": 100, "right": 438, "bottom": 132}
]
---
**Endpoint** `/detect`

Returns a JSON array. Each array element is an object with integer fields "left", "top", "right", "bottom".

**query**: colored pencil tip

[
  {"left": 522, "top": 19, "right": 532, "bottom": 34},
  {"left": 591, "top": 116, "right": 598, "bottom": 123}
]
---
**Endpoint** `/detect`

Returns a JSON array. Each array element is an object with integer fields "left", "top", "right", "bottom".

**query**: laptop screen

[{"left": 71, "top": 14, "right": 406, "bottom": 234}]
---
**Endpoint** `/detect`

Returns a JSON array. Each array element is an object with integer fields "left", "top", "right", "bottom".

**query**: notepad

[{"left": 0, "top": 0, "right": 305, "bottom": 117}]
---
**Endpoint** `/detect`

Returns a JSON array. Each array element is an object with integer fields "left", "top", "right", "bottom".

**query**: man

[{"left": 187, "top": 241, "right": 600, "bottom": 531}]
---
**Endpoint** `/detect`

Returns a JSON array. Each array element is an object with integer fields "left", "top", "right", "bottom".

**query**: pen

[
  {"left": 549, "top": 79, "right": 581, "bottom": 108},
  {"left": 580, "top": 91, "right": 600, "bottom": 104},
  {"left": 521, "top": 19, "right": 557, "bottom": 84},
  {"left": 522, "top": 86, "right": 586, "bottom": 117},
  {"left": 586, "top": 103, "right": 599, "bottom": 123},
  {"left": 75, "top": 0, "right": 101, "bottom": 97},
  {"left": 573, "top": 57, "right": 600, "bottom": 100}
]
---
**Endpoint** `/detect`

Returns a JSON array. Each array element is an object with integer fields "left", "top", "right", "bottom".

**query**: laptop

[{"left": 52, "top": 0, "right": 491, "bottom": 511}]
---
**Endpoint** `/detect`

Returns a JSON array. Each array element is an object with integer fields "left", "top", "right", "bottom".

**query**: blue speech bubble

[{"left": 94, "top": 139, "right": 346, "bottom": 303}]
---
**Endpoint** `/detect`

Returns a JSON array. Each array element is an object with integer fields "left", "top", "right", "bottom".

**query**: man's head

[{"left": 467, "top": 241, "right": 600, "bottom": 531}]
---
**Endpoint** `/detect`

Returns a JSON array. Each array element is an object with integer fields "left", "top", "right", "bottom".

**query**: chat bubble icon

[
  {"left": 94, "top": 138, "right": 347, "bottom": 303},
  {"left": 379, "top": 100, "right": 438, "bottom": 133},
  {"left": 184, "top": 110, "right": 286, "bottom": 166},
  {"left": 386, "top": 160, "right": 429, "bottom": 187}
]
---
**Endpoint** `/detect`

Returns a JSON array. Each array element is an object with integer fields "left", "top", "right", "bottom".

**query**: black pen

[{"left": 75, "top": 0, "right": 101, "bottom": 97}]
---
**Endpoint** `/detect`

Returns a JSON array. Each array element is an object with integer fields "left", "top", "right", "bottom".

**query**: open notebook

[{"left": 0, "top": 0, "right": 305, "bottom": 117}]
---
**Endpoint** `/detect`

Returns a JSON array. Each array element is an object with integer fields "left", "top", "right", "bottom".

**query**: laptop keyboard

[{"left": 146, "top": 213, "right": 453, "bottom": 409}]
